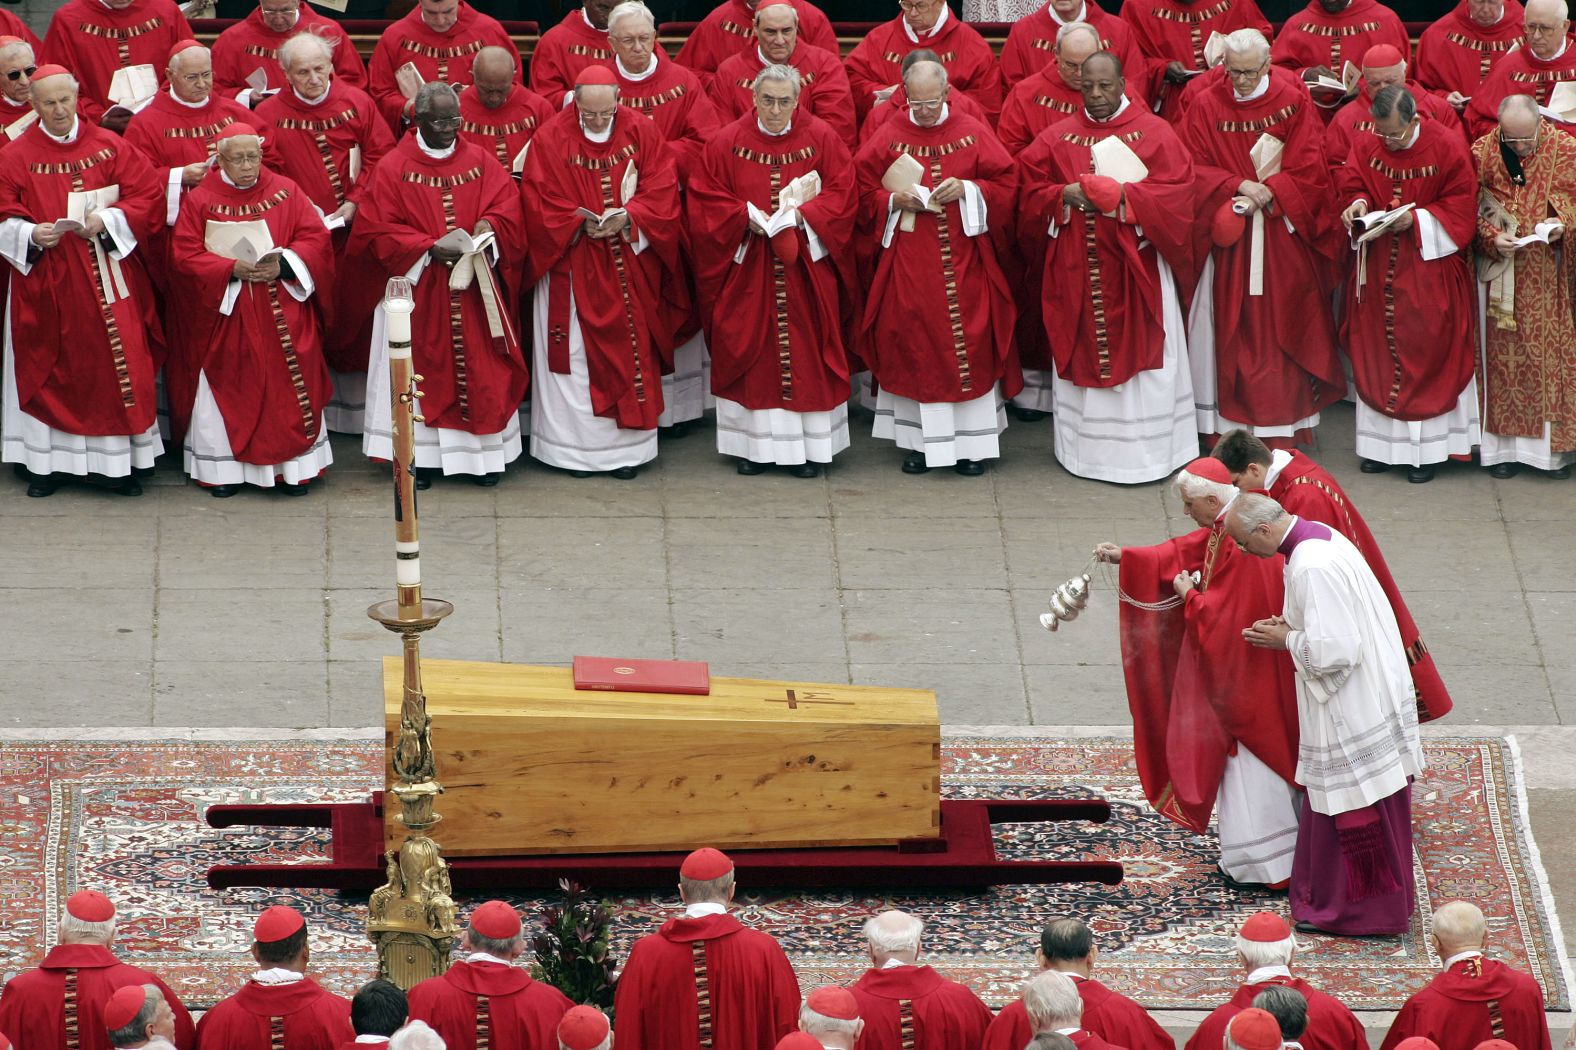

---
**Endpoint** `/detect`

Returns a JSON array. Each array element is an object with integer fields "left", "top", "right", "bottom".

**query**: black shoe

[
  {"left": 473, "top": 472, "right": 500, "bottom": 487},
  {"left": 902, "top": 452, "right": 930, "bottom": 474},
  {"left": 109, "top": 477, "right": 142, "bottom": 497},
  {"left": 280, "top": 482, "right": 310, "bottom": 496},
  {"left": 954, "top": 459, "right": 985, "bottom": 476},
  {"left": 132, "top": 465, "right": 155, "bottom": 478},
  {"left": 24, "top": 471, "right": 58, "bottom": 498},
  {"left": 662, "top": 421, "right": 691, "bottom": 439},
  {"left": 1489, "top": 463, "right": 1520, "bottom": 479},
  {"left": 1360, "top": 459, "right": 1389, "bottom": 474},
  {"left": 1407, "top": 465, "right": 1435, "bottom": 484},
  {"left": 736, "top": 459, "right": 767, "bottom": 476},
  {"left": 414, "top": 467, "right": 437, "bottom": 490},
  {"left": 1009, "top": 405, "right": 1048, "bottom": 423},
  {"left": 569, "top": 470, "right": 592, "bottom": 479},
  {"left": 1549, "top": 465, "right": 1572, "bottom": 480},
  {"left": 208, "top": 484, "right": 239, "bottom": 498},
  {"left": 1293, "top": 921, "right": 1327, "bottom": 935},
  {"left": 610, "top": 465, "right": 638, "bottom": 480},
  {"left": 789, "top": 462, "right": 820, "bottom": 478}
]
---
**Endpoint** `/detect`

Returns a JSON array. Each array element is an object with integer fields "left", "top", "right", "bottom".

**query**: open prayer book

[
  {"left": 747, "top": 169, "right": 820, "bottom": 235},
  {"left": 511, "top": 143, "right": 529, "bottom": 175},
  {"left": 54, "top": 185, "right": 121, "bottom": 234},
  {"left": 882, "top": 153, "right": 938, "bottom": 233},
  {"left": 576, "top": 163, "right": 639, "bottom": 228},
  {"left": 1308, "top": 61, "right": 1360, "bottom": 98},
  {"left": 105, "top": 65, "right": 159, "bottom": 116},
  {"left": 1512, "top": 220, "right": 1564, "bottom": 247},
  {"left": 433, "top": 227, "right": 495, "bottom": 257},
  {"left": 1350, "top": 201, "right": 1415, "bottom": 244},
  {"left": 204, "top": 217, "right": 287, "bottom": 264},
  {"left": 244, "top": 67, "right": 281, "bottom": 102},
  {"left": 395, "top": 62, "right": 425, "bottom": 101},
  {"left": 1175, "top": 31, "right": 1230, "bottom": 76},
  {"left": 1538, "top": 81, "right": 1576, "bottom": 123},
  {"left": 4, "top": 108, "right": 36, "bottom": 141}
]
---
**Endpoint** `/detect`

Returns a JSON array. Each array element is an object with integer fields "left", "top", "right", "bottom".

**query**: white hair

[
  {"left": 168, "top": 43, "right": 211, "bottom": 68},
  {"left": 0, "top": 40, "right": 33, "bottom": 65},
  {"left": 755, "top": 1, "right": 799, "bottom": 23},
  {"left": 1173, "top": 467, "right": 1235, "bottom": 505},
  {"left": 1432, "top": 901, "right": 1488, "bottom": 947},
  {"left": 1236, "top": 932, "right": 1298, "bottom": 970},
  {"left": 902, "top": 58, "right": 948, "bottom": 91},
  {"left": 606, "top": 0, "right": 655, "bottom": 33},
  {"left": 1222, "top": 28, "right": 1271, "bottom": 61},
  {"left": 30, "top": 72, "right": 80, "bottom": 95},
  {"left": 863, "top": 910, "right": 924, "bottom": 957},
  {"left": 390, "top": 1020, "right": 447, "bottom": 1050},
  {"left": 1232, "top": 492, "right": 1288, "bottom": 531},
  {"left": 1054, "top": 20, "right": 1101, "bottom": 52},
  {"left": 279, "top": 30, "right": 335, "bottom": 70},
  {"left": 752, "top": 62, "right": 803, "bottom": 96},
  {"left": 414, "top": 80, "right": 460, "bottom": 116},
  {"left": 800, "top": 1005, "right": 861, "bottom": 1037},
  {"left": 1526, "top": 0, "right": 1569, "bottom": 22},
  {"left": 59, "top": 912, "right": 116, "bottom": 944},
  {"left": 1022, "top": 971, "right": 1083, "bottom": 1031}
]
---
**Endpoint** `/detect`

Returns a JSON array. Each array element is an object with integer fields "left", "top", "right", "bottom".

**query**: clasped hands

[
  {"left": 583, "top": 211, "right": 630, "bottom": 240},
  {"left": 1243, "top": 615, "right": 1291, "bottom": 649},
  {"left": 232, "top": 255, "right": 282, "bottom": 282}
]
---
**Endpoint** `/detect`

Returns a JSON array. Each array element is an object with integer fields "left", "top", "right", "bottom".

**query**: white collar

[
  {"left": 1444, "top": 949, "right": 1485, "bottom": 969},
  {"left": 464, "top": 951, "right": 515, "bottom": 966},
  {"left": 880, "top": 957, "right": 915, "bottom": 969},
  {"left": 581, "top": 6, "right": 604, "bottom": 30},
  {"left": 1264, "top": 448, "right": 1293, "bottom": 488},
  {"left": 140, "top": 1041, "right": 179, "bottom": 1050},
  {"left": 416, "top": 132, "right": 457, "bottom": 158},
  {"left": 902, "top": 3, "right": 949, "bottom": 42},
  {"left": 1055, "top": 1028, "right": 1082, "bottom": 1037},
  {"left": 617, "top": 50, "right": 659, "bottom": 81},
  {"left": 169, "top": 87, "right": 212, "bottom": 109},
  {"left": 1, "top": 95, "right": 28, "bottom": 109},
  {"left": 1235, "top": 72, "right": 1271, "bottom": 102},
  {"left": 580, "top": 116, "right": 614, "bottom": 142},
  {"left": 293, "top": 85, "right": 330, "bottom": 106},
  {"left": 42, "top": 116, "right": 80, "bottom": 144},
  {"left": 354, "top": 1039, "right": 391, "bottom": 1045},
  {"left": 1087, "top": 95, "right": 1130, "bottom": 122},
  {"left": 251, "top": 968, "right": 305, "bottom": 985},
  {"left": 1391, "top": 122, "right": 1421, "bottom": 150},
  {"left": 757, "top": 117, "right": 792, "bottom": 136},
  {"left": 907, "top": 102, "right": 950, "bottom": 126},
  {"left": 1049, "top": 2, "right": 1087, "bottom": 25},
  {"left": 1533, "top": 37, "right": 1569, "bottom": 62},
  {"left": 1246, "top": 965, "right": 1293, "bottom": 983},
  {"left": 1214, "top": 490, "right": 1239, "bottom": 521},
  {"left": 684, "top": 902, "right": 729, "bottom": 917}
]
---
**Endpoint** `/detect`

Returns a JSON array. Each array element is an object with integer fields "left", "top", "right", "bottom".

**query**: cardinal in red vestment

[
  {"left": 0, "top": 67, "right": 167, "bottom": 497},
  {"left": 1019, "top": 970, "right": 1135, "bottom": 1050},
  {"left": 1122, "top": 0, "right": 1271, "bottom": 121},
  {"left": 558, "top": 1006, "right": 613, "bottom": 1050},
  {"left": 210, "top": 0, "right": 366, "bottom": 107},
  {"left": 171, "top": 125, "right": 334, "bottom": 495},
  {"left": 41, "top": 0, "right": 192, "bottom": 129},
  {"left": 196, "top": 906, "right": 353, "bottom": 1050},
  {"left": 849, "top": 911, "right": 994, "bottom": 1050},
  {"left": 982, "top": 917, "right": 1174, "bottom": 1050},
  {"left": 856, "top": 60, "right": 1020, "bottom": 475},
  {"left": 1336, "top": 85, "right": 1479, "bottom": 481},
  {"left": 712, "top": 4, "right": 858, "bottom": 147},
  {"left": 1270, "top": 0, "right": 1409, "bottom": 122},
  {"left": 1463, "top": 0, "right": 1576, "bottom": 137},
  {"left": 844, "top": 0, "right": 1004, "bottom": 125},
  {"left": 798, "top": 986, "right": 866, "bottom": 1045},
  {"left": 0, "top": 38, "right": 40, "bottom": 141},
  {"left": 1098, "top": 459, "right": 1301, "bottom": 881},
  {"left": 1178, "top": 31, "right": 1345, "bottom": 446},
  {"left": 257, "top": 32, "right": 395, "bottom": 434},
  {"left": 531, "top": 0, "right": 617, "bottom": 104},
  {"left": 1415, "top": 0, "right": 1524, "bottom": 113},
  {"left": 368, "top": 0, "right": 518, "bottom": 132},
  {"left": 1324, "top": 46, "right": 1464, "bottom": 171},
  {"left": 0, "top": 891, "right": 195, "bottom": 1050},
  {"left": 612, "top": 849, "right": 801, "bottom": 1050},
  {"left": 1213, "top": 429, "right": 1454, "bottom": 721},
  {"left": 1001, "top": 0, "right": 1150, "bottom": 96},
  {"left": 1017, "top": 53, "right": 1199, "bottom": 483},
  {"left": 407, "top": 901, "right": 573, "bottom": 1050},
  {"left": 687, "top": 65, "right": 855, "bottom": 474},
  {"left": 355, "top": 82, "right": 528, "bottom": 484},
  {"left": 1184, "top": 914, "right": 1368, "bottom": 1050},
  {"left": 461, "top": 47, "right": 556, "bottom": 172},
  {"left": 1380, "top": 902, "right": 1553, "bottom": 1050},
  {"left": 676, "top": 0, "right": 837, "bottom": 86}
]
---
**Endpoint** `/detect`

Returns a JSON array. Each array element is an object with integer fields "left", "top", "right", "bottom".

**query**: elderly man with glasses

[
  {"left": 209, "top": 0, "right": 365, "bottom": 106},
  {"left": 1472, "top": 92, "right": 1576, "bottom": 479},
  {"left": 1465, "top": 0, "right": 1576, "bottom": 136},
  {"left": 1269, "top": 0, "right": 1408, "bottom": 122},
  {"left": 844, "top": 0, "right": 1004, "bottom": 124},
  {"left": 712, "top": 2, "right": 857, "bottom": 145},
  {"left": 1323, "top": 43, "right": 1462, "bottom": 175},
  {"left": 1334, "top": 84, "right": 1479, "bottom": 483}
]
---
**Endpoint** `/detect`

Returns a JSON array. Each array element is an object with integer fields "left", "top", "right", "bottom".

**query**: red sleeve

[
  {"left": 367, "top": 31, "right": 411, "bottom": 132},
  {"left": 354, "top": 157, "right": 439, "bottom": 276}
]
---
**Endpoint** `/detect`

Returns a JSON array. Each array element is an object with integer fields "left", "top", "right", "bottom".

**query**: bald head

[
  {"left": 471, "top": 45, "right": 516, "bottom": 108},
  {"left": 1432, "top": 902, "right": 1488, "bottom": 954},
  {"left": 755, "top": 3, "right": 799, "bottom": 62},
  {"left": 1056, "top": 21, "right": 1101, "bottom": 57},
  {"left": 903, "top": 58, "right": 946, "bottom": 94}
]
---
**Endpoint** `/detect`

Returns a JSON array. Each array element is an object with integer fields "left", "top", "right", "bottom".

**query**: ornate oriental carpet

[{"left": 0, "top": 734, "right": 1566, "bottom": 1013}]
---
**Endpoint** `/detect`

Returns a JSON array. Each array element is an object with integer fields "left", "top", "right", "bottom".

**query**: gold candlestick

[{"left": 366, "top": 277, "right": 459, "bottom": 988}]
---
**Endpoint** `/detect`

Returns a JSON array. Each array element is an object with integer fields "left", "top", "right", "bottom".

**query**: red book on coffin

[{"left": 572, "top": 656, "right": 711, "bottom": 695}]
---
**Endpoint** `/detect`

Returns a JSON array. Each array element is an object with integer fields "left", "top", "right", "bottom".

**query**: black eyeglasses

[{"left": 5, "top": 66, "right": 36, "bottom": 81}]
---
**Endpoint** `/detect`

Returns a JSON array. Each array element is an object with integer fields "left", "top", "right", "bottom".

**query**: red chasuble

[
  {"left": 367, "top": 3, "right": 519, "bottom": 131},
  {"left": 0, "top": 944, "right": 196, "bottom": 1050},
  {"left": 171, "top": 168, "right": 334, "bottom": 466},
  {"left": 849, "top": 965, "right": 994, "bottom": 1050},
  {"left": 195, "top": 978, "right": 354, "bottom": 1050},
  {"left": 355, "top": 135, "right": 528, "bottom": 433},
  {"left": 675, "top": 0, "right": 838, "bottom": 82},
  {"left": 1335, "top": 119, "right": 1477, "bottom": 419},
  {"left": 1323, "top": 85, "right": 1463, "bottom": 171},
  {"left": 41, "top": 0, "right": 192, "bottom": 122},
  {"left": 861, "top": 83, "right": 991, "bottom": 141},
  {"left": 1121, "top": 0, "right": 1273, "bottom": 121},
  {"left": 612, "top": 912, "right": 801, "bottom": 1050},
  {"left": 1270, "top": 0, "right": 1409, "bottom": 77},
  {"left": 713, "top": 45, "right": 859, "bottom": 147},
  {"left": 530, "top": 10, "right": 615, "bottom": 103},
  {"left": 855, "top": 110, "right": 1021, "bottom": 404},
  {"left": 1000, "top": 3, "right": 1150, "bottom": 95},
  {"left": 844, "top": 14, "right": 1005, "bottom": 124},
  {"left": 1116, "top": 521, "right": 1299, "bottom": 832},
  {"left": 1379, "top": 957, "right": 1553, "bottom": 1050},
  {"left": 1178, "top": 72, "right": 1347, "bottom": 427},
  {"left": 522, "top": 106, "right": 681, "bottom": 430},
  {"left": 686, "top": 112, "right": 854, "bottom": 412},
  {"left": 984, "top": 979, "right": 1175, "bottom": 1050},
  {"left": 460, "top": 83, "right": 556, "bottom": 170},
  {"left": 1186, "top": 977, "right": 1367, "bottom": 1050},
  {"left": 1463, "top": 44, "right": 1576, "bottom": 138},
  {"left": 610, "top": 58, "right": 723, "bottom": 182},
  {"left": 256, "top": 82, "right": 395, "bottom": 372},
  {"left": 1017, "top": 103, "right": 1195, "bottom": 389},
  {"left": 406, "top": 960, "right": 573, "bottom": 1050},
  {"left": 999, "top": 72, "right": 1114, "bottom": 154},
  {"left": 1414, "top": 0, "right": 1524, "bottom": 100},
  {"left": 1262, "top": 449, "right": 1454, "bottom": 722},
  {"left": 211, "top": 4, "right": 368, "bottom": 99},
  {"left": 0, "top": 121, "right": 165, "bottom": 436}
]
